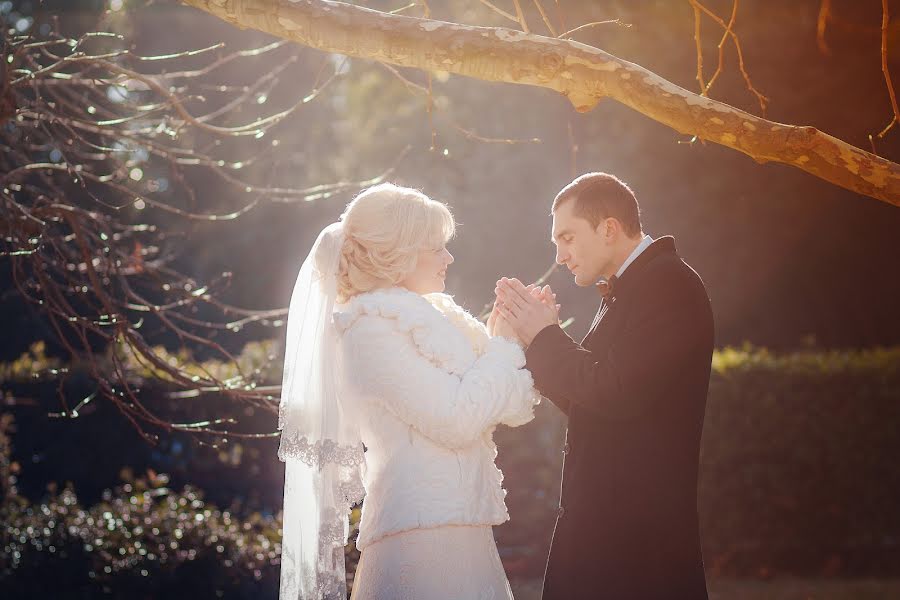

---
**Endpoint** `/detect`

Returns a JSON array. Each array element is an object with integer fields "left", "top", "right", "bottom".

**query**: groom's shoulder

[
  {"left": 639, "top": 242, "right": 690, "bottom": 279},
  {"left": 636, "top": 244, "right": 708, "bottom": 301}
]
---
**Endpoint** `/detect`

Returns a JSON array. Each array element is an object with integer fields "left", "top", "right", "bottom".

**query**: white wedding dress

[
  {"left": 350, "top": 525, "right": 513, "bottom": 600},
  {"left": 333, "top": 288, "right": 540, "bottom": 600}
]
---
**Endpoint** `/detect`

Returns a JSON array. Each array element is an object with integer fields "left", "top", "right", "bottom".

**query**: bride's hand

[
  {"left": 492, "top": 308, "right": 523, "bottom": 346},
  {"left": 487, "top": 299, "right": 500, "bottom": 337},
  {"left": 489, "top": 283, "right": 534, "bottom": 336}
]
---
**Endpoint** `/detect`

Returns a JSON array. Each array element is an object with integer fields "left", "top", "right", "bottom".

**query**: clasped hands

[{"left": 488, "top": 277, "right": 560, "bottom": 348}]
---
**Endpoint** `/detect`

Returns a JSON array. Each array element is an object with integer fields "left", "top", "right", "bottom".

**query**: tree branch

[
  {"left": 817, "top": 0, "right": 832, "bottom": 56},
  {"left": 0, "top": 33, "right": 15, "bottom": 121},
  {"left": 181, "top": 0, "right": 900, "bottom": 207},
  {"left": 532, "top": 0, "right": 557, "bottom": 37},
  {"left": 877, "top": 0, "right": 899, "bottom": 139},
  {"left": 689, "top": 0, "right": 767, "bottom": 113},
  {"left": 1, "top": 22, "right": 403, "bottom": 441}
]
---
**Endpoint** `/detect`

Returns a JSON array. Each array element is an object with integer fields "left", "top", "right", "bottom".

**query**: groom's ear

[{"left": 597, "top": 217, "right": 617, "bottom": 241}]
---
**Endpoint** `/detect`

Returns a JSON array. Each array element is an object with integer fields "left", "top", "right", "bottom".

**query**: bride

[{"left": 277, "top": 183, "right": 541, "bottom": 599}]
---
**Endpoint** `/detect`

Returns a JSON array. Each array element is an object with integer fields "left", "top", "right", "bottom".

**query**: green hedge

[
  {"left": 2, "top": 344, "right": 899, "bottom": 596},
  {"left": 0, "top": 413, "right": 291, "bottom": 598},
  {"left": 699, "top": 345, "right": 900, "bottom": 576}
]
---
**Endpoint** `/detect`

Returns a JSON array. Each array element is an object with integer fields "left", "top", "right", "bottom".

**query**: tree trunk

[{"left": 182, "top": 0, "right": 900, "bottom": 208}]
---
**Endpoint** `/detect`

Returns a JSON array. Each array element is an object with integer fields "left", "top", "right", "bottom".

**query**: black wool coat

[{"left": 525, "top": 236, "right": 714, "bottom": 600}]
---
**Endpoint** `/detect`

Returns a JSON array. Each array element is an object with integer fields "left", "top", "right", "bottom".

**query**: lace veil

[{"left": 277, "top": 221, "right": 365, "bottom": 600}]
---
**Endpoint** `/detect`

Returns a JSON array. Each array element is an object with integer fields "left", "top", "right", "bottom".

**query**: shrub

[{"left": 2, "top": 344, "right": 899, "bottom": 596}]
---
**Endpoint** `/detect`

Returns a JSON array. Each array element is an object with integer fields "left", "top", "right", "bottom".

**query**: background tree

[{"left": 1, "top": 0, "right": 403, "bottom": 443}]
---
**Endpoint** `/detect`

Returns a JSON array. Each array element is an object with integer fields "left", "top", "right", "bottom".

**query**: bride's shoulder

[
  {"left": 334, "top": 287, "right": 438, "bottom": 337},
  {"left": 335, "top": 288, "right": 481, "bottom": 374}
]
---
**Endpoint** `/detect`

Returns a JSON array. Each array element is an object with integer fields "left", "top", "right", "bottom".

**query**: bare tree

[
  {"left": 182, "top": 0, "right": 900, "bottom": 207},
  {"left": 1, "top": 18, "right": 395, "bottom": 442}
]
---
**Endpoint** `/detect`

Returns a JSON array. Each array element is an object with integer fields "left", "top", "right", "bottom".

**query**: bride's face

[{"left": 400, "top": 245, "right": 454, "bottom": 295}]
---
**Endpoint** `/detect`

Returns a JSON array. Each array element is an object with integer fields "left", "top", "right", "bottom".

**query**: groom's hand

[{"left": 495, "top": 278, "right": 560, "bottom": 347}]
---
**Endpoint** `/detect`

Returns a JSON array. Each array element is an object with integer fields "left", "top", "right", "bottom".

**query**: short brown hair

[{"left": 552, "top": 172, "right": 642, "bottom": 237}]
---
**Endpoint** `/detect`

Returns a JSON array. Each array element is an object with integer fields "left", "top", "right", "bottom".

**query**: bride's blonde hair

[{"left": 337, "top": 183, "right": 455, "bottom": 303}]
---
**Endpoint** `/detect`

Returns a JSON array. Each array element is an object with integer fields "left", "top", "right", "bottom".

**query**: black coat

[{"left": 525, "top": 236, "right": 713, "bottom": 600}]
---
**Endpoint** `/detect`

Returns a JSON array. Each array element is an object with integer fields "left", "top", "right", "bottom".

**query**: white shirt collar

[{"left": 615, "top": 234, "right": 654, "bottom": 279}]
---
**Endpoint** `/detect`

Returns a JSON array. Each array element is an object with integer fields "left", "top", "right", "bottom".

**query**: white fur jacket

[{"left": 334, "top": 287, "right": 540, "bottom": 550}]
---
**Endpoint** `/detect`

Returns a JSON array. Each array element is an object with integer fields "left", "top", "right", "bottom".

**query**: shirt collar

[{"left": 615, "top": 234, "right": 654, "bottom": 279}]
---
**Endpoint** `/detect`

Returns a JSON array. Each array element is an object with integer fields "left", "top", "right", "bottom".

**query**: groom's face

[{"left": 552, "top": 200, "right": 613, "bottom": 287}]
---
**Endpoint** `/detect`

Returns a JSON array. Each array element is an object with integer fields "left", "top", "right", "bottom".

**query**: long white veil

[{"left": 277, "top": 221, "right": 365, "bottom": 600}]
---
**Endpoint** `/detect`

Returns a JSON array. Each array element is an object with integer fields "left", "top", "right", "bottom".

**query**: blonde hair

[{"left": 337, "top": 183, "right": 455, "bottom": 302}]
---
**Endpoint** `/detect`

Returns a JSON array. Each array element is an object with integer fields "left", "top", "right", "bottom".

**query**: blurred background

[{"left": 2, "top": 0, "right": 899, "bottom": 598}]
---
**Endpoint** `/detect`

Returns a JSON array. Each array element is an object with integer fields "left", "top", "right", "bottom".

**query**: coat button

[{"left": 557, "top": 506, "right": 565, "bottom": 518}]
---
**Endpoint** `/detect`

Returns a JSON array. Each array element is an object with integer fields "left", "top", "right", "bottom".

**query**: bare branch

[
  {"left": 558, "top": 19, "right": 627, "bottom": 40},
  {"left": 817, "top": 0, "right": 832, "bottom": 56},
  {"left": 512, "top": 0, "right": 530, "bottom": 33},
  {"left": 701, "top": 0, "right": 738, "bottom": 97},
  {"left": 474, "top": 0, "right": 518, "bottom": 24},
  {"left": 183, "top": 0, "right": 900, "bottom": 207},
  {"left": 690, "top": 0, "right": 706, "bottom": 92},
  {"left": 379, "top": 63, "right": 540, "bottom": 144},
  {"left": 0, "top": 22, "right": 404, "bottom": 442},
  {"left": 689, "top": 0, "right": 768, "bottom": 113},
  {"left": 877, "top": 0, "right": 899, "bottom": 139},
  {"left": 532, "top": 0, "right": 558, "bottom": 37}
]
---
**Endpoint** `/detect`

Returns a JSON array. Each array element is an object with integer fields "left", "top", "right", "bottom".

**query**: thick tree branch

[{"left": 182, "top": 0, "right": 900, "bottom": 207}]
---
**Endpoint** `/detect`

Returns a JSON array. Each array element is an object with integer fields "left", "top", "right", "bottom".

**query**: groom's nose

[{"left": 555, "top": 247, "right": 568, "bottom": 265}]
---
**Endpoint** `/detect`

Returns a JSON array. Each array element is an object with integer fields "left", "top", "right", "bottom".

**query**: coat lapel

[
  {"left": 581, "top": 237, "right": 678, "bottom": 346},
  {"left": 582, "top": 299, "right": 609, "bottom": 345}
]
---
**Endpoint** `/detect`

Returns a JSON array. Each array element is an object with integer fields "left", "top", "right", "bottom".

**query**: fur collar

[{"left": 334, "top": 287, "right": 489, "bottom": 376}]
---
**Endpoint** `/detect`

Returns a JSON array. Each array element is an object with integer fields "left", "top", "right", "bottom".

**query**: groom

[{"left": 495, "top": 173, "right": 714, "bottom": 600}]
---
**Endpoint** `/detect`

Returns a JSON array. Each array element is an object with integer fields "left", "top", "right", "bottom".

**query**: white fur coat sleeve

[{"left": 341, "top": 313, "right": 537, "bottom": 449}]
